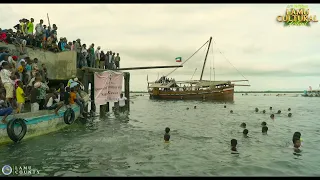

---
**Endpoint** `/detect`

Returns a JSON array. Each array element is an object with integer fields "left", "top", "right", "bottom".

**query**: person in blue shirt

[{"left": 0, "top": 91, "right": 13, "bottom": 124}]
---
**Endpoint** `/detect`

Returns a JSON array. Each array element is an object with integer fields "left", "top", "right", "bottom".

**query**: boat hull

[
  {"left": 149, "top": 87, "right": 234, "bottom": 101},
  {"left": 0, "top": 91, "right": 90, "bottom": 145}
]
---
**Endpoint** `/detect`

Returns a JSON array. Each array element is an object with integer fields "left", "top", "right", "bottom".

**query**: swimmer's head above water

[
  {"left": 165, "top": 127, "right": 170, "bottom": 134},
  {"left": 240, "top": 122, "right": 246, "bottom": 128},
  {"left": 269, "top": 107, "right": 272, "bottom": 110},
  {"left": 194, "top": 106, "right": 197, "bottom": 109},
  {"left": 224, "top": 105, "right": 227, "bottom": 108},
  {"left": 255, "top": 108, "right": 259, "bottom": 112},
  {"left": 243, "top": 129, "right": 249, "bottom": 137},
  {"left": 262, "top": 110, "right": 266, "bottom": 114},
  {"left": 261, "top": 121, "right": 267, "bottom": 126},
  {"left": 186, "top": 107, "right": 189, "bottom": 110},
  {"left": 288, "top": 108, "right": 291, "bottom": 111},
  {"left": 231, "top": 139, "right": 237, "bottom": 151},
  {"left": 270, "top": 114, "right": 275, "bottom": 119},
  {"left": 277, "top": 110, "right": 281, "bottom": 114},
  {"left": 288, "top": 113, "right": 292, "bottom": 117},
  {"left": 262, "top": 126, "right": 268, "bottom": 134},
  {"left": 292, "top": 137, "right": 301, "bottom": 148},
  {"left": 230, "top": 110, "right": 233, "bottom": 113}
]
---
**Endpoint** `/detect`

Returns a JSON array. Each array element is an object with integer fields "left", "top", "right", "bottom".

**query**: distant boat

[{"left": 147, "top": 37, "right": 250, "bottom": 102}]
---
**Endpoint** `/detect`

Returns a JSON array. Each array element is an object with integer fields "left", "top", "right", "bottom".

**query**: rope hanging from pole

[
  {"left": 211, "top": 38, "right": 248, "bottom": 81},
  {"left": 165, "top": 40, "right": 209, "bottom": 77}
]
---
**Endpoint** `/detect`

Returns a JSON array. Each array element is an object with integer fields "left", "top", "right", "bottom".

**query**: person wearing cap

[
  {"left": 95, "top": 46, "right": 101, "bottom": 69},
  {"left": 67, "top": 75, "right": 76, "bottom": 87}
]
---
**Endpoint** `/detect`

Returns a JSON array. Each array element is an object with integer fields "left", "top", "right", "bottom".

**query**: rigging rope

[
  {"left": 211, "top": 38, "right": 248, "bottom": 81},
  {"left": 165, "top": 39, "right": 210, "bottom": 77}
]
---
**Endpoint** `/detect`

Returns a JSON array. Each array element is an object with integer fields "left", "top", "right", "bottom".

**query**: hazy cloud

[{"left": 1, "top": 4, "right": 320, "bottom": 91}]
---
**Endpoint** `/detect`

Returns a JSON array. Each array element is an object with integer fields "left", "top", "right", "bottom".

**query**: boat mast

[{"left": 200, "top": 37, "right": 212, "bottom": 81}]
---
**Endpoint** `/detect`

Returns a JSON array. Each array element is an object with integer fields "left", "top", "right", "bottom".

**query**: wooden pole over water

[
  {"left": 82, "top": 65, "right": 183, "bottom": 72},
  {"left": 124, "top": 72, "right": 130, "bottom": 111},
  {"left": 90, "top": 73, "right": 96, "bottom": 115}
]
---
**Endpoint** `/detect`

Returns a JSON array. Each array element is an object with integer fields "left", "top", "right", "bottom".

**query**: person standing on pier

[
  {"left": 115, "top": 53, "right": 120, "bottom": 69},
  {"left": 88, "top": 44, "right": 95, "bottom": 68},
  {"left": 100, "top": 51, "right": 105, "bottom": 69},
  {"left": 105, "top": 51, "right": 110, "bottom": 69},
  {"left": 108, "top": 51, "right": 113, "bottom": 69},
  {"left": 95, "top": 46, "right": 101, "bottom": 69},
  {"left": 74, "top": 39, "right": 82, "bottom": 68}
]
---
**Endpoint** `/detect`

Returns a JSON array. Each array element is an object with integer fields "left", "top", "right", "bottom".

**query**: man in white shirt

[
  {"left": 35, "top": 19, "right": 44, "bottom": 37},
  {"left": 0, "top": 62, "right": 14, "bottom": 106},
  {"left": 118, "top": 93, "right": 127, "bottom": 113}
]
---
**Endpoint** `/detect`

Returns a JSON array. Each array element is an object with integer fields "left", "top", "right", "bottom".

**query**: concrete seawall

[{"left": 0, "top": 42, "right": 77, "bottom": 80}]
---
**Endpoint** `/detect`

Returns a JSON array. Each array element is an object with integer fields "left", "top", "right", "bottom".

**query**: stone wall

[{"left": 0, "top": 42, "right": 77, "bottom": 80}]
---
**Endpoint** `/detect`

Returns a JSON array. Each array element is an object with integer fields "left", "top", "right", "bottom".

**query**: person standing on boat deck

[
  {"left": 118, "top": 93, "right": 127, "bottom": 113},
  {"left": 0, "top": 62, "right": 15, "bottom": 107},
  {"left": 34, "top": 75, "right": 49, "bottom": 110},
  {"left": 0, "top": 91, "right": 13, "bottom": 124},
  {"left": 16, "top": 81, "right": 25, "bottom": 113},
  {"left": 95, "top": 46, "right": 101, "bottom": 69},
  {"left": 115, "top": 53, "right": 120, "bottom": 69}
]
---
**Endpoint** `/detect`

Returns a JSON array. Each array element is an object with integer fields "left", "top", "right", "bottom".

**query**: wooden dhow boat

[{"left": 147, "top": 37, "right": 250, "bottom": 101}]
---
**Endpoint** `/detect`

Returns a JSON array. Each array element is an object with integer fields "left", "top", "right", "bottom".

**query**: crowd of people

[
  {"left": 0, "top": 18, "right": 122, "bottom": 70},
  {"left": 0, "top": 45, "right": 90, "bottom": 123}
]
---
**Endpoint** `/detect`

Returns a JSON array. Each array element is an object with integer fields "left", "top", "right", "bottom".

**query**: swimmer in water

[
  {"left": 277, "top": 110, "right": 281, "bottom": 114},
  {"left": 231, "top": 139, "right": 238, "bottom": 153},
  {"left": 262, "top": 126, "right": 268, "bottom": 134},
  {"left": 293, "top": 137, "right": 301, "bottom": 149},
  {"left": 293, "top": 132, "right": 303, "bottom": 146},
  {"left": 288, "top": 108, "right": 291, "bottom": 111},
  {"left": 262, "top": 110, "right": 266, "bottom": 114},
  {"left": 288, "top": 113, "right": 292, "bottom": 117},
  {"left": 261, "top": 121, "right": 267, "bottom": 126},
  {"left": 270, "top": 114, "right": 275, "bottom": 119},
  {"left": 186, "top": 107, "right": 189, "bottom": 110},
  {"left": 240, "top": 122, "right": 246, "bottom": 128},
  {"left": 230, "top": 110, "right": 233, "bottom": 113},
  {"left": 224, "top": 105, "right": 226, "bottom": 108},
  {"left": 243, "top": 129, "right": 249, "bottom": 138},
  {"left": 164, "top": 127, "right": 170, "bottom": 143},
  {"left": 269, "top": 107, "right": 272, "bottom": 110},
  {"left": 255, "top": 108, "right": 259, "bottom": 112},
  {"left": 194, "top": 106, "right": 197, "bottom": 109}
]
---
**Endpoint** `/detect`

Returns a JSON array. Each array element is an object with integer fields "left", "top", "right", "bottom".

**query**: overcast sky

[{"left": 1, "top": 4, "right": 320, "bottom": 91}]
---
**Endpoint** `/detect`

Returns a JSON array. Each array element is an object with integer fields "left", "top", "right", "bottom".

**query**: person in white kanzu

[{"left": 118, "top": 93, "right": 127, "bottom": 112}]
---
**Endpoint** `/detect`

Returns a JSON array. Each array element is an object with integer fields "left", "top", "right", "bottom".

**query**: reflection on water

[{"left": 0, "top": 94, "right": 320, "bottom": 176}]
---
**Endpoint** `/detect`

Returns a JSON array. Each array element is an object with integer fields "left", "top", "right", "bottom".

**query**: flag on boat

[{"left": 175, "top": 57, "right": 182, "bottom": 62}]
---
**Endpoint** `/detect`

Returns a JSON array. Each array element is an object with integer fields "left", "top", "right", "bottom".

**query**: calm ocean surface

[{"left": 0, "top": 93, "right": 320, "bottom": 176}]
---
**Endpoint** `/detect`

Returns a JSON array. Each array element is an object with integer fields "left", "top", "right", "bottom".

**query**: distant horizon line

[{"left": 129, "top": 90, "right": 305, "bottom": 93}]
